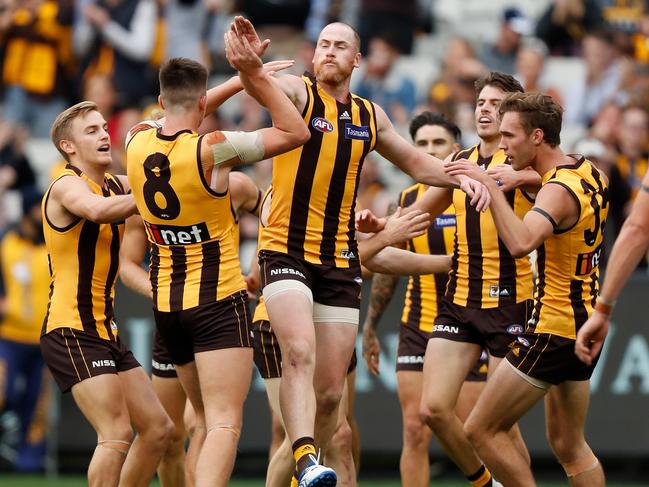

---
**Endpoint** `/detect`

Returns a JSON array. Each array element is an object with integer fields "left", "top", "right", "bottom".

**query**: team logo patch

[
  {"left": 344, "top": 123, "right": 370, "bottom": 141},
  {"left": 434, "top": 214, "right": 456, "bottom": 228},
  {"left": 489, "top": 285, "right": 512, "bottom": 298},
  {"left": 575, "top": 244, "right": 602, "bottom": 276},
  {"left": 312, "top": 117, "right": 334, "bottom": 133},
  {"left": 341, "top": 249, "right": 357, "bottom": 260},
  {"left": 507, "top": 324, "right": 524, "bottom": 335}
]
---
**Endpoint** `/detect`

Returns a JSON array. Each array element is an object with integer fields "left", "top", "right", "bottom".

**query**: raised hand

[
  {"left": 262, "top": 59, "right": 295, "bottom": 77},
  {"left": 382, "top": 207, "right": 431, "bottom": 246},
  {"left": 233, "top": 15, "right": 270, "bottom": 57},
  {"left": 355, "top": 208, "right": 385, "bottom": 233},
  {"left": 224, "top": 25, "right": 263, "bottom": 75},
  {"left": 486, "top": 164, "right": 519, "bottom": 193},
  {"left": 458, "top": 176, "right": 491, "bottom": 212}
]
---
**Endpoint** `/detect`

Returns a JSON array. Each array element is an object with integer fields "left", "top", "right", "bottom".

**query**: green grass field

[{"left": 0, "top": 477, "right": 647, "bottom": 487}]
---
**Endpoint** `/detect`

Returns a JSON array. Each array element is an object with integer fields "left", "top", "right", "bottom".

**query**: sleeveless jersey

[
  {"left": 530, "top": 156, "right": 609, "bottom": 339},
  {"left": 259, "top": 74, "right": 377, "bottom": 268},
  {"left": 41, "top": 165, "right": 125, "bottom": 339},
  {"left": 398, "top": 183, "right": 455, "bottom": 333},
  {"left": 0, "top": 229, "right": 50, "bottom": 344},
  {"left": 127, "top": 126, "right": 245, "bottom": 312},
  {"left": 446, "top": 146, "right": 534, "bottom": 308}
]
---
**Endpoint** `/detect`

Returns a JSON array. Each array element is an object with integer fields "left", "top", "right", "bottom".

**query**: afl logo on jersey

[{"left": 312, "top": 117, "right": 334, "bottom": 133}]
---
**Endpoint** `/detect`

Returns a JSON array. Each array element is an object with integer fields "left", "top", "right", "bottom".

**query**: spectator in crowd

[
  {"left": 478, "top": 7, "right": 531, "bottom": 75},
  {"left": 73, "top": 0, "right": 158, "bottom": 107},
  {"left": 163, "top": 0, "right": 210, "bottom": 64},
  {"left": 564, "top": 29, "right": 625, "bottom": 124},
  {"left": 427, "top": 37, "right": 486, "bottom": 121},
  {"left": 0, "top": 0, "right": 74, "bottom": 138},
  {"left": 0, "top": 189, "right": 50, "bottom": 472},
  {"left": 608, "top": 104, "right": 649, "bottom": 242},
  {"left": 354, "top": 33, "right": 417, "bottom": 127},
  {"left": 514, "top": 37, "right": 562, "bottom": 103},
  {"left": 535, "top": 0, "right": 605, "bottom": 56},
  {"left": 357, "top": 0, "right": 417, "bottom": 55}
]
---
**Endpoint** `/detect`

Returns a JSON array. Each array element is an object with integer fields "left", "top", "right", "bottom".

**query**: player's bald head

[{"left": 318, "top": 22, "right": 360, "bottom": 53}]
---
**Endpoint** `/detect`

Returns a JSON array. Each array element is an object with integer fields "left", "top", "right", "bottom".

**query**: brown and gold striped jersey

[
  {"left": 399, "top": 183, "right": 455, "bottom": 333},
  {"left": 127, "top": 127, "right": 245, "bottom": 312},
  {"left": 530, "top": 156, "right": 609, "bottom": 339},
  {"left": 41, "top": 165, "right": 125, "bottom": 339},
  {"left": 615, "top": 151, "right": 648, "bottom": 201},
  {"left": 0, "top": 229, "right": 50, "bottom": 344},
  {"left": 259, "top": 74, "right": 377, "bottom": 268},
  {"left": 446, "top": 146, "right": 534, "bottom": 308}
]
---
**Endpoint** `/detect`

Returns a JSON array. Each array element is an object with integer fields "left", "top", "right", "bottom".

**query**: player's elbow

[
  {"left": 509, "top": 242, "right": 532, "bottom": 259},
  {"left": 292, "top": 125, "right": 311, "bottom": 146}
]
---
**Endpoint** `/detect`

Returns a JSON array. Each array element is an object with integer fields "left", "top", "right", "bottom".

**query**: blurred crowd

[{"left": 1, "top": 0, "right": 649, "bottom": 472}]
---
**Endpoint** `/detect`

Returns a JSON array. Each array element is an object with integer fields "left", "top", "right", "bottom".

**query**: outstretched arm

[{"left": 374, "top": 105, "right": 490, "bottom": 212}]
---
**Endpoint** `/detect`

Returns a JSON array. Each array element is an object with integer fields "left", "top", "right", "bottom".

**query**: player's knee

[
  {"left": 330, "top": 420, "right": 353, "bottom": 454},
  {"left": 282, "top": 338, "right": 315, "bottom": 370},
  {"left": 463, "top": 414, "right": 490, "bottom": 451},
  {"left": 403, "top": 413, "right": 430, "bottom": 449},
  {"left": 547, "top": 426, "right": 586, "bottom": 463},
  {"left": 315, "top": 387, "right": 343, "bottom": 417},
  {"left": 418, "top": 399, "right": 451, "bottom": 432}
]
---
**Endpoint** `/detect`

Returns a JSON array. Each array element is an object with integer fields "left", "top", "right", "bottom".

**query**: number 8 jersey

[
  {"left": 530, "top": 156, "right": 609, "bottom": 339},
  {"left": 127, "top": 124, "right": 245, "bottom": 312}
]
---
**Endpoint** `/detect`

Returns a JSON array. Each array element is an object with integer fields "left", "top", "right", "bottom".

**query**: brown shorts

[
  {"left": 259, "top": 250, "right": 361, "bottom": 310},
  {"left": 506, "top": 332, "right": 600, "bottom": 385},
  {"left": 432, "top": 298, "right": 533, "bottom": 358},
  {"left": 396, "top": 323, "right": 487, "bottom": 381},
  {"left": 153, "top": 290, "right": 252, "bottom": 366},
  {"left": 252, "top": 319, "right": 282, "bottom": 380},
  {"left": 40, "top": 328, "right": 140, "bottom": 393},
  {"left": 151, "top": 329, "right": 177, "bottom": 378},
  {"left": 252, "top": 319, "right": 358, "bottom": 380}
]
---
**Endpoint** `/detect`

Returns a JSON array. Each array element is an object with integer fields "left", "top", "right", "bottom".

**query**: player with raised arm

[
  {"left": 120, "top": 170, "right": 264, "bottom": 487},
  {"left": 229, "top": 16, "right": 489, "bottom": 487},
  {"left": 125, "top": 23, "right": 310, "bottom": 487},
  {"left": 362, "top": 111, "right": 489, "bottom": 487},
  {"left": 40, "top": 101, "right": 174, "bottom": 487},
  {"left": 447, "top": 92, "right": 607, "bottom": 487}
]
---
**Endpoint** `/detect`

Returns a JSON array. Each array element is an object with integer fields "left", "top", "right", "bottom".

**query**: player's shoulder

[
  {"left": 452, "top": 146, "right": 477, "bottom": 161},
  {"left": 125, "top": 119, "right": 160, "bottom": 148}
]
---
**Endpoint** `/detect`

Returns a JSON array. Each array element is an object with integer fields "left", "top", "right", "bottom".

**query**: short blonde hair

[{"left": 50, "top": 101, "right": 99, "bottom": 161}]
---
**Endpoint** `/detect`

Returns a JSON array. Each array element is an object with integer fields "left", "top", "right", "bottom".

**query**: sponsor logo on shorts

[
  {"left": 341, "top": 248, "right": 357, "bottom": 260},
  {"left": 507, "top": 324, "right": 524, "bottom": 334},
  {"left": 344, "top": 123, "right": 370, "bottom": 141},
  {"left": 145, "top": 221, "right": 211, "bottom": 245},
  {"left": 92, "top": 359, "right": 116, "bottom": 368},
  {"left": 397, "top": 355, "right": 424, "bottom": 364},
  {"left": 434, "top": 214, "right": 456, "bottom": 228},
  {"left": 517, "top": 336, "right": 530, "bottom": 347},
  {"left": 354, "top": 277, "right": 363, "bottom": 286},
  {"left": 489, "top": 285, "right": 512, "bottom": 298},
  {"left": 312, "top": 117, "right": 334, "bottom": 133},
  {"left": 111, "top": 320, "right": 118, "bottom": 331},
  {"left": 152, "top": 359, "right": 175, "bottom": 372},
  {"left": 575, "top": 244, "right": 602, "bottom": 275},
  {"left": 433, "top": 324, "right": 460, "bottom": 334},
  {"left": 270, "top": 268, "right": 306, "bottom": 279}
]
